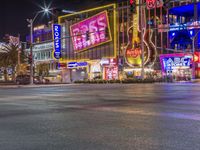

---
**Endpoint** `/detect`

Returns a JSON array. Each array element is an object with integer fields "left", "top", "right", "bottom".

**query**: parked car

[
  {"left": 15, "top": 75, "right": 50, "bottom": 85},
  {"left": 34, "top": 76, "right": 50, "bottom": 84},
  {"left": 15, "top": 75, "right": 31, "bottom": 85}
]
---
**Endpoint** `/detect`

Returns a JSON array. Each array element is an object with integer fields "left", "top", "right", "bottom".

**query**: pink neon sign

[{"left": 70, "top": 11, "right": 112, "bottom": 52}]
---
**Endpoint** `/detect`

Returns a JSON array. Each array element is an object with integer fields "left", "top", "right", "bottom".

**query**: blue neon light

[
  {"left": 53, "top": 24, "right": 61, "bottom": 60},
  {"left": 169, "top": 32, "right": 176, "bottom": 39},
  {"left": 190, "top": 30, "right": 193, "bottom": 36},
  {"left": 169, "top": 2, "right": 200, "bottom": 16},
  {"left": 162, "top": 56, "right": 191, "bottom": 72},
  {"left": 67, "top": 62, "right": 88, "bottom": 69}
]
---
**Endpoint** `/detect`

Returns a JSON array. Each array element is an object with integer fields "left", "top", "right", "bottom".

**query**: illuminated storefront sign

[
  {"left": 100, "top": 58, "right": 117, "bottom": 66},
  {"left": 67, "top": 62, "right": 77, "bottom": 68},
  {"left": 34, "top": 25, "right": 45, "bottom": 31},
  {"left": 100, "top": 58, "right": 109, "bottom": 65},
  {"left": 160, "top": 53, "right": 192, "bottom": 74},
  {"left": 58, "top": 63, "right": 67, "bottom": 69},
  {"left": 33, "top": 42, "right": 53, "bottom": 51},
  {"left": 169, "top": 21, "right": 200, "bottom": 31},
  {"left": 194, "top": 52, "right": 200, "bottom": 63},
  {"left": 52, "top": 24, "right": 62, "bottom": 59},
  {"left": 125, "top": 47, "right": 142, "bottom": 67},
  {"left": 67, "top": 62, "right": 88, "bottom": 69},
  {"left": 70, "top": 11, "right": 112, "bottom": 52},
  {"left": 91, "top": 63, "right": 101, "bottom": 73},
  {"left": 146, "top": 0, "right": 163, "bottom": 9},
  {"left": 104, "top": 66, "right": 118, "bottom": 80}
]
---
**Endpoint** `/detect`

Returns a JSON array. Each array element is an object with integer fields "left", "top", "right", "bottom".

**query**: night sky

[{"left": 0, "top": 0, "right": 124, "bottom": 41}]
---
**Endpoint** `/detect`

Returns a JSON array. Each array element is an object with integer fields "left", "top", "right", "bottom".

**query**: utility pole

[
  {"left": 27, "top": 19, "right": 34, "bottom": 85},
  {"left": 140, "top": 0, "right": 145, "bottom": 79},
  {"left": 192, "top": 30, "right": 200, "bottom": 79},
  {"left": 27, "top": 8, "right": 50, "bottom": 85}
]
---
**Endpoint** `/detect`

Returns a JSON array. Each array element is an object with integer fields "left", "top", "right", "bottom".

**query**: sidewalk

[{"left": 0, "top": 83, "right": 74, "bottom": 89}]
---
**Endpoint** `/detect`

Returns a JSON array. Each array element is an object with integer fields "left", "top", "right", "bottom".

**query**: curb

[{"left": 0, "top": 84, "right": 75, "bottom": 89}]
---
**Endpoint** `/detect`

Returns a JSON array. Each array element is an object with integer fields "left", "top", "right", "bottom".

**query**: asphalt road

[{"left": 0, "top": 83, "right": 200, "bottom": 150}]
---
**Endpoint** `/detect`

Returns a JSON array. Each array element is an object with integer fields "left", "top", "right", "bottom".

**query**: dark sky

[{"left": 0, "top": 0, "right": 124, "bottom": 41}]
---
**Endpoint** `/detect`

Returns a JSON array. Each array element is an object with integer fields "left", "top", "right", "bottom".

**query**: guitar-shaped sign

[
  {"left": 125, "top": 0, "right": 147, "bottom": 67},
  {"left": 125, "top": 0, "right": 156, "bottom": 68}
]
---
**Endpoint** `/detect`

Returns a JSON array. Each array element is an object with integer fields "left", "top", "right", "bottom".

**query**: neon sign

[
  {"left": 67, "top": 62, "right": 88, "bottom": 69},
  {"left": 104, "top": 66, "right": 118, "bottom": 80},
  {"left": 126, "top": 48, "right": 141, "bottom": 59},
  {"left": 160, "top": 53, "right": 192, "bottom": 74},
  {"left": 130, "top": 0, "right": 134, "bottom": 5},
  {"left": 52, "top": 24, "right": 62, "bottom": 60},
  {"left": 70, "top": 11, "right": 112, "bottom": 52},
  {"left": 169, "top": 21, "right": 200, "bottom": 31},
  {"left": 146, "top": 0, "right": 163, "bottom": 9}
]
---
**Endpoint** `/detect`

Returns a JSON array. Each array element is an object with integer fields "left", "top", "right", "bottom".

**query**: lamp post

[
  {"left": 27, "top": 8, "right": 50, "bottom": 85},
  {"left": 192, "top": 30, "right": 200, "bottom": 79},
  {"left": 140, "top": 0, "right": 145, "bottom": 79}
]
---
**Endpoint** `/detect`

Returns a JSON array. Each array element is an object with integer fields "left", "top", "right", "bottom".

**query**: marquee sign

[
  {"left": 52, "top": 24, "right": 62, "bottom": 60},
  {"left": 70, "top": 11, "right": 112, "bottom": 52},
  {"left": 104, "top": 66, "right": 118, "bottom": 80},
  {"left": 160, "top": 53, "right": 192, "bottom": 74}
]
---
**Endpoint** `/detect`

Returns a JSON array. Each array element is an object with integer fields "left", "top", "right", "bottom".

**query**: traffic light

[{"left": 130, "top": 0, "right": 136, "bottom": 14}]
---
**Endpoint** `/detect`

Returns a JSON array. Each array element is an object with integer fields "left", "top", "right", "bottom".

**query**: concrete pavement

[{"left": 0, "top": 84, "right": 200, "bottom": 150}]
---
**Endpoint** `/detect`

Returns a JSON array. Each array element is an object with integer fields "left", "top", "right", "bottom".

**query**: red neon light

[
  {"left": 104, "top": 66, "right": 118, "bottom": 80},
  {"left": 70, "top": 11, "right": 111, "bottom": 52},
  {"left": 130, "top": 0, "right": 134, "bottom": 5}
]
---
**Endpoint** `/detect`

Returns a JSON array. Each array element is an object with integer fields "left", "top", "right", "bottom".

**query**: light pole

[
  {"left": 140, "top": 0, "right": 145, "bottom": 79},
  {"left": 192, "top": 30, "right": 200, "bottom": 79},
  {"left": 27, "top": 8, "right": 50, "bottom": 85}
]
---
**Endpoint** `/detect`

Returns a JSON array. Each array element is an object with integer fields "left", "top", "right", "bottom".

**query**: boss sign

[
  {"left": 53, "top": 24, "right": 62, "bottom": 59},
  {"left": 70, "top": 11, "right": 112, "bottom": 52}
]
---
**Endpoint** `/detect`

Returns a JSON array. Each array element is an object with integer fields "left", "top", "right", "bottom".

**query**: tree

[
  {"left": 0, "top": 51, "right": 9, "bottom": 81},
  {"left": 0, "top": 43, "right": 25, "bottom": 81},
  {"left": 36, "top": 63, "right": 49, "bottom": 77}
]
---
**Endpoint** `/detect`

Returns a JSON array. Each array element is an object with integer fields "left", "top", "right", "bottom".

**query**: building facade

[
  {"left": 57, "top": 0, "right": 161, "bottom": 82},
  {"left": 158, "top": 0, "right": 200, "bottom": 80},
  {"left": 25, "top": 0, "right": 200, "bottom": 82},
  {"left": 58, "top": 4, "right": 118, "bottom": 82},
  {"left": 26, "top": 25, "right": 61, "bottom": 82}
]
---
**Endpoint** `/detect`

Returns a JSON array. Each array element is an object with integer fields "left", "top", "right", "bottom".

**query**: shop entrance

[{"left": 166, "top": 67, "right": 192, "bottom": 81}]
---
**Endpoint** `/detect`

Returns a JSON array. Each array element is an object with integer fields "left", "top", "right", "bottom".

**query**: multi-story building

[
  {"left": 158, "top": 0, "right": 200, "bottom": 79},
  {"left": 57, "top": 0, "right": 161, "bottom": 82},
  {"left": 26, "top": 24, "right": 61, "bottom": 82}
]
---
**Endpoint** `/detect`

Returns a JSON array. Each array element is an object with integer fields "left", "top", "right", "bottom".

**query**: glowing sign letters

[
  {"left": 146, "top": 0, "right": 163, "bottom": 9},
  {"left": 53, "top": 24, "right": 61, "bottom": 59},
  {"left": 104, "top": 66, "right": 118, "bottom": 80},
  {"left": 70, "top": 11, "right": 112, "bottom": 52},
  {"left": 160, "top": 53, "right": 192, "bottom": 74}
]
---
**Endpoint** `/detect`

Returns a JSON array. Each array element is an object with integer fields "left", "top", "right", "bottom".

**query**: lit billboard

[
  {"left": 52, "top": 24, "right": 62, "bottom": 60},
  {"left": 70, "top": 11, "right": 112, "bottom": 52},
  {"left": 160, "top": 53, "right": 192, "bottom": 75}
]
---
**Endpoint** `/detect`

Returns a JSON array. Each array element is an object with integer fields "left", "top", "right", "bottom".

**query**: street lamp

[
  {"left": 27, "top": 8, "right": 50, "bottom": 85},
  {"left": 140, "top": 0, "right": 145, "bottom": 79},
  {"left": 192, "top": 30, "right": 200, "bottom": 79}
]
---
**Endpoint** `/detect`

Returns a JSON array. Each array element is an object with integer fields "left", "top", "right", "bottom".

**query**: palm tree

[
  {"left": 0, "top": 43, "right": 21, "bottom": 81},
  {"left": 36, "top": 63, "right": 50, "bottom": 77}
]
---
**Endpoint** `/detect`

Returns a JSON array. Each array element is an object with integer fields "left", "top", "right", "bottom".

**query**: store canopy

[{"left": 169, "top": 2, "right": 200, "bottom": 17}]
